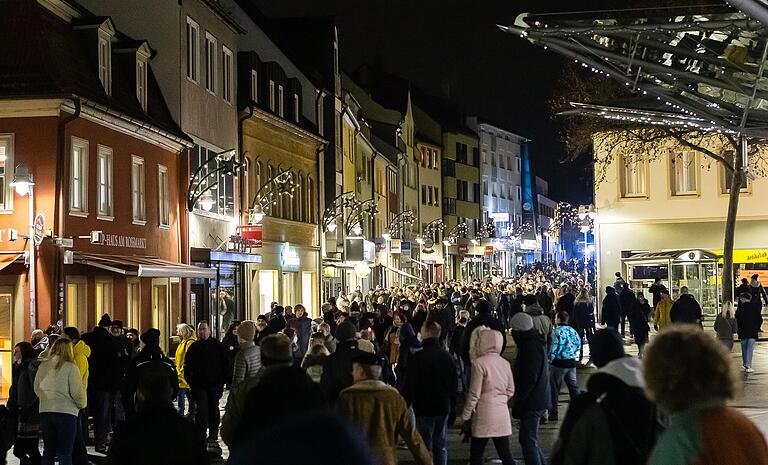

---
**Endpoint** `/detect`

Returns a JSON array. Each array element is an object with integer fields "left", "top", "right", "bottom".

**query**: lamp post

[
  {"left": 10, "top": 164, "right": 35, "bottom": 331},
  {"left": 578, "top": 204, "right": 596, "bottom": 286}
]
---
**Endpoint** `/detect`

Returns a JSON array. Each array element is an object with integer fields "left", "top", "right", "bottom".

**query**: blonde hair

[
  {"left": 48, "top": 338, "right": 74, "bottom": 370},
  {"left": 722, "top": 301, "right": 734, "bottom": 318},
  {"left": 176, "top": 323, "right": 195, "bottom": 340}
]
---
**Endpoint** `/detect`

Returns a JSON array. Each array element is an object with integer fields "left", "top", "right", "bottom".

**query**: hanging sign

[{"left": 33, "top": 213, "right": 45, "bottom": 246}]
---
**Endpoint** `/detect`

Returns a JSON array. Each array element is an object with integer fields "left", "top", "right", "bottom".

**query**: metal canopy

[{"left": 499, "top": 4, "right": 768, "bottom": 138}]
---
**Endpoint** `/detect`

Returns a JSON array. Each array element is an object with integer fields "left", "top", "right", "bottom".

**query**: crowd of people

[{"left": 2, "top": 262, "right": 768, "bottom": 465}]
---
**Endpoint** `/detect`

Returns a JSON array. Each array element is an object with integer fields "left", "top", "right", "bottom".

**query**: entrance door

[
  {"left": 282, "top": 272, "right": 297, "bottom": 306},
  {"left": 0, "top": 287, "right": 13, "bottom": 398},
  {"left": 259, "top": 270, "right": 277, "bottom": 314},
  {"left": 152, "top": 279, "right": 169, "bottom": 352}
]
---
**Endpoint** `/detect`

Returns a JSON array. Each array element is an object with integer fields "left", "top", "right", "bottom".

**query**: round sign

[
  {"left": 523, "top": 202, "right": 532, "bottom": 211},
  {"left": 33, "top": 213, "right": 45, "bottom": 246},
  {"left": 424, "top": 238, "right": 434, "bottom": 249}
]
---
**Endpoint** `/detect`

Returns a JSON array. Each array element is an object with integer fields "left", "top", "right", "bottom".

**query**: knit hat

[
  {"left": 98, "top": 314, "right": 112, "bottom": 328},
  {"left": 336, "top": 321, "right": 357, "bottom": 342},
  {"left": 238, "top": 320, "right": 257, "bottom": 341},
  {"left": 140, "top": 328, "right": 161, "bottom": 347},
  {"left": 509, "top": 312, "right": 534, "bottom": 332},
  {"left": 110, "top": 320, "right": 124, "bottom": 329},
  {"left": 590, "top": 329, "right": 625, "bottom": 368}
]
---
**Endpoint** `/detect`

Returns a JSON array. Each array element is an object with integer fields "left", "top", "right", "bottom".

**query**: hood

[
  {"left": 751, "top": 279, "right": 760, "bottom": 288},
  {"left": 598, "top": 356, "right": 644, "bottom": 388},
  {"left": 73, "top": 340, "right": 91, "bottom": 359},
  {"left": 475, "top": 328, "right": 503, "bottom": 357},
  {"left": 525, "top": 303, "right": 544, "bottom": 316}
]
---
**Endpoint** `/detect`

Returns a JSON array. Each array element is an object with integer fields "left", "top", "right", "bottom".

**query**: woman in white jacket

[{"left": 34, "top": 338, "right": 86, "bottom": 465}]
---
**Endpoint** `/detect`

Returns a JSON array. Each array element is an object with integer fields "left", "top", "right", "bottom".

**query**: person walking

[
  {"left": 547, "top": 311, "right": 581, "bottom": 422},
  {"left": 8, "top": 342, "right": 41, "bottom": 465},
  {"left": 337, "top": 352, "right": 433, "bottom": 465},
  {"left": 523, "top": 295, "right": 553, "bottom": 350},
  {"left": 320, "top": 321, "right": 359, "bottom": 403},
  {"left": 736, "top": 292, "right": 761, "bottom": 373},
  {"left": 231, "top": 320, "right": 261, "bottom": 391},
  {"left": 714, "top": 302, "right": 738, "bottom": 351},
  {"left": 629, "top": 293, "right": 651, "bottom": 357},
  {"left": 600, "top": 287, "right": 621, "bottom": 331},
  {"left": 461, "top": 328, "right": 515, "bottom": 465},
  {"left": 618, "top": 286, "right": 636, "bottom": 337},
  {"left": 61, "top": 328, "right": 89, "bottom": 465},
  {"left": 652, "top": 290, "right": 673, "bottom": 331},
  {"left": 750, "top": 274, "right": 768, "bottom": 308},
  {"left": 648, "top": 278, "right": 668, "bottom": 309},
  {"left": 288, "top": 304, "right": 312, "bottom": 361},
  {"left": 33, "top": 338, "right": 86, "bottom": 465},
  {"left": 121, "top": 329, "right": 179, "bottom": 419},
  {"left": 571, "top": 289, "right": 594, "bottom": 365},
  {"left": 669, "top": 287, "right": 702, "bottom": 325},
  {"left": 403, "top": 321, "right": 457, "bottom": 465},
  {"left": 184, "top": 321, "right": 227, "bottom": 451},
  {"left": 174, "top": 324, "right": 196, "bottom": 417},
  {"left": 644, "top": 325, "right": 768, "bottom": 465},
  {"left": 509, "top": 313, "right": 550, "bottom": 465},
  {"left": 460, "top": 300, "right": 506, "bottom": 364}
]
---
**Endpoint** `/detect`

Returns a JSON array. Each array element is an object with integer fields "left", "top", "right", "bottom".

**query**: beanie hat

[
  {"left": 590, "top": 328, "right": 625, "bottom": 368},
  {"left": 140, "top": 328, "right": 161, "bottom": 347},
  {"left": 238, "top": 320, "right": 257, "bottom": 341},
  {"left": 98, "top": 314, "right": 112, "bottom": 328},
  {"left": 509, "top": 312, "right": 534, "bottom": 332},
  {"left": 260, "top": 334, "right": 293, "bottom": 365},
  {"left": 336, "top": 321, "right": 357, "bottom": 342}
]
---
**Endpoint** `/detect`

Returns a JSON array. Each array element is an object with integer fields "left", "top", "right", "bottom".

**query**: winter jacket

[
  {"left": 231, "top": 341, "right": 261, "bottom": 391},
  {"left": 108, "top": 402, "right": 207, "bottom": 465},
  {"left": 550, "top": 357, "right": 660, "bottom": 465},
  {"left": 81, "top": 326, "right": 120, "bottom": 391},
  {"left": 525, "top": 303, "right": 553, "bottom": 349},
  {"left": 537, "top": 292, "right": 554, "bottom": 315},
  {"left": 34, "top": 356, "right": 86, "bottom": 417},
  {"left": 337, "top": 380, "right": 433, "bottom": 465},
  {"left": 121, "top": 347, "right": 179, "bottom": 417},
  {"left": 670, "top": 294, "right": 702, "bottom": 325},
  {"left": 750, "top": 280, "right": 768, "bottom": 306},
  {"left": 619, "top": 288, "right": 636, "bottom": 319},
  {"left": 288, "top": 315, "right": 313, "bottom": 358},
  {"left": 654, "top": 297, "right": 674, "bottom": 329},
  {"left": 714, "top": 314, "right": 737, "bottom": 341},
  {"left": 320, "top": 339, "right": 358, "bottom": 403},
  {"left": 649, "top": 400, "right": 768, "bottom": 465},
  {"left": 403, "top": 338, "right": 457, "bottom": 417},
  {"left": 629, "top": 301, "right": 651, "bottom": 345},
  {"left": 601, "top": 289, "right": 622, "bottom": 329},
  {"left": 72, "top": 340, "right": 91, "bottom": 405},
  {"left": 184, "top": 337, "right": 227, "bottom": 389},
  {"left": 555, "top": 293, "right": 576, "bottom": 316},
  {"left": 462, "top": 329, "right": 515, "bottom": 438},
  {"left": 174, "top": 337, "right": 195, "bottom": 389},
  {"left": 510, "top": 329, "right": 550, "bottom": 419},
  {"left": 736, "top": 300, "right": 762, "bottom": 340},
  {"left": 648, "top": 283, "right": 668, "bottom": 309},
  {"left": 549, "top": 324, "right": 581, "bottom": 367},
  {"left": 7, "top": 357, "right": 41, "bottom": 426},
  {"left": 460, "top": 312, "right": 506, "bottom": 363},
  {"left": 571, "top": 301, "right": 594, "bottom": 331}
]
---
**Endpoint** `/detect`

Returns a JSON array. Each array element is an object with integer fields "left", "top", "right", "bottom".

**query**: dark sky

[{"left": 250, "top": 0, "right": 614, "bottom": 204}]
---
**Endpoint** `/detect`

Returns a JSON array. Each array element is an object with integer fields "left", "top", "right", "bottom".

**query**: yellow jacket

[
  {"left": 654, "top": 298, "right": 674, "bottom": 329},
  {"left": 72, "top": 340, "right": 91, "bottom": 406},
  {"left": 175, "top": 337, "right": 195, "bottom": 389}
]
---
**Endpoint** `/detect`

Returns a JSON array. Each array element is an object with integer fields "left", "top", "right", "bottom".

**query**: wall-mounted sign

[
  {"left": 345, "top": 237, "right": 376, "bottom": 263},
  {"left": 33, "top": 213, "right": 45, "bottom": 246},
  {"left": 488, "top": 212, "right": 509, "bottom": 222},
  {"left": 230, "top": 224, "right": 262, "bottom": 252},
  {"left": 401, "top": 241, "right": 411, "bottom": 259},
  {"left": 0, "top": 229, "right": 19, "bottom": 242},
  {"left": 458, "top": 244, "right": 468, "bottom": 256},
  {"left": 390, "top": 239, "right": 401, "bottom": 254},
  {"left": 484, "top": 245, "right": 494, "bottom": 256},
  {"left": 98, "top": 233, "right": 147, "bottom": 249},
  {"left": 280, "top": 242, "right": 300, "bottom": 272}
]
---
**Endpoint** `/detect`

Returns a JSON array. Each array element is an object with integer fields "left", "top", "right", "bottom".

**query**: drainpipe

[
  {"left": 315, "top": 140, "right": 328, "bottom": 317},
  {"left": 236, "top": 105, "right": 254, "bottom": 316},
  {"left": 53, "top": 97, "right": 81, "bottom": 329}
]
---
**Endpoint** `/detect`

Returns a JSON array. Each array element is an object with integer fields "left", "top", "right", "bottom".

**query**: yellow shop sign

[{"left": 714, "top": 249, "right": 768, "bottom": 263}]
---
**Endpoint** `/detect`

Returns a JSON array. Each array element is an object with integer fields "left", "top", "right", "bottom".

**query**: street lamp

[
  {"left": 351, "top": 223, "right": 362, "bottom": 236},
  {"left": 199, "top": 191, "right": 215, "bottom": 212},
  {"left": 415, "top": 236, "right": 424, "bottom": 245},
  {"left": 10, "top": 163, "right": 36, "bottom": 331},
  {"left": 382, "top": 232, "right": 391, "bottom": 241},
  {"left": 327, "top": 220, "right": 337, "bottom": 233},
  {"left": 250, "top": 203, "right": 265, "bottom": 224}
]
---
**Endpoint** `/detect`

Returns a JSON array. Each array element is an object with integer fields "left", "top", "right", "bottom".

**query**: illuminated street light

[
  {"left": 382, "top": 232, "right": 392, "bottom": 241},
  {"left": 442, "top": 240, "right": 451, "bottom": 246},
  {"left": 351, "top": 223, "right": 362, "bottom": 236},
  {"left": 327, "top": 220, "right": 337, "bottom": 232},
  {"left": 470, "top": 239, "right": 479, "bottom": 245},
  {"left": 10, "top": 164, "right": 34, "bottom": 196},
  {"left": 199, "top": 191, "right": 215, "bottom": 212},
  {"left": 415, "top": 236, "right": 424, "bottom": 245},
  {"left": 250, "top": 204, "right": 265, "bottom": 224}
]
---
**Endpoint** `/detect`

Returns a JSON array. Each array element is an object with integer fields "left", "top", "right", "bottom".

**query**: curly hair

[{"left": 644, "top": 325, "right": 740, "bottom": 412}]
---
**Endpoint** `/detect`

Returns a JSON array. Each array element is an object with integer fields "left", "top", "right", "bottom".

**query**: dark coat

[
  {"left": 460, "top": 312, "right": 506, "bottom": 363},
  {"left": 320, "top": 339, "right": 357, "bottom": 404},
  {"left": 750, "top": 283, "right": 768, "bottom": 306},
  {"left": 736, "top": 300, "right": 763, "bottom": 340},
  {"left": 628, "top": 301, "right": 651, "bottom": 345},
  {"left": 669, "top": 294, "right": 702, "bottom": 324},
  {"left": 601, "top": 290, "right": 621, "bottom": 329},
  {"left": 555, "top": 293, "right": 576, "bottom": 316},
  {"left": 648, "top": 283, "right": 668, "bottom": 308},
  {"left": 221, "top": 333, "right": 239, "bottom": 388},
  {"left": 288, "top": 315, "right": 313, "bottom": 358},
  {"left": 121, "top": 347, "right": 179, "bottom": 417},
  {"left": 510, "top": 329, "right": 550, "bottom": 419},
  {"left": 402, "top": 338, "right": 457, "bottom": 417},
  {"left": 107, "top": 403, "right": 206, "bottom": 465},
  {"left": 81, "top": 326, "right": 120, "bottom": 391},
  {"left": 537, "top": 292, "right": 554, "bottom": 315},
  {"left": 619, "top": 288, "right": 636, "bottom": 318},
  {"left": 572, "top": 301, "right": 594, "bottom": 331},
  {"left": 184, "top": 337, "right": 227, "bottom": 389},
  {"left": 7, "top": 357, "right": 40, "bottom": 426}
]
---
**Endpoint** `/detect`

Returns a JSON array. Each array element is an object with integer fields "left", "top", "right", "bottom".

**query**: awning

[
  {"left": 622, "top": 249, "right": 719, "bottom": 264},
  {"left": 0, "top": 252, "right": 24, "bottom": 272},
  {"left": 73, "top": 252, "right": 216, "bottom": 279},
  {"left": 378, "top": 264, "right": 423, "bottom": 281},
  {"left": 408, "top": 258, "right": 429, "bottom": 269}
]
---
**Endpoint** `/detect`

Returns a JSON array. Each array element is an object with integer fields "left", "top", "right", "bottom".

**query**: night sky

[{"left": 249, "top": 0, "right": 622, "bottom": 205}]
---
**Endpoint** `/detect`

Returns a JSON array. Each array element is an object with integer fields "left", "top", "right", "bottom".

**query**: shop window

[
  {"left": 0, "top": 286, "right": 12, "bottom": 397},
  {"left": 95, "top": 278, "right": 114, "bottom": 323},
  {"left": 152, "top": 279, "right": 169, "bottom": 351},
  {"left": 0, "top": 134, "right": 14, "bottom": 211},
  {"left": 66, "top": 277, "right": 87, "bottom": 331},
  {"left": 127, "top": 278, "right": 141, "bottom": 331},
  {"left": 259, "top": 270, "right": 277, "bottom": 315},
  {"left": 302, "top": 272, "right": 314, "bottom": 316}
]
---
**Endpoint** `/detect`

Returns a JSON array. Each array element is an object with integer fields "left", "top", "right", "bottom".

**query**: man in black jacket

[
  {"left": 121, "top": 328, "right": 179, "bottom": 419},
  {"left": 509, "top": 312, "right": 550, "bottom": 465},
  {"left": 184, "top": 321, "right": 227, "bottom": 450},
  {"left": 403, "top": 321, "right": 457, "bottom": 465},
  {"left": 320, "top": 321, "right": 358, "bottom": 403},
  {"left": 669, "top": 287, "right": 702, "bottom": 325},
  {"left": 459, "top": 299, "right": 505, "bottom": 364},
  {"left": 81, "top": 313, "right": 120, "bottom": 453}
]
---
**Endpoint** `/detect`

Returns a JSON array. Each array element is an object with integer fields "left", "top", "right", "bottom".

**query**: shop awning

[
  {"left": 0, "top": 252, "right": 24, "bottom": 271},
  {"left": 622, "top": 249, "right": 720, "bottom": 263},
  {"left": 378, "top": 264, "right": 423, "bottom": 282},
  {"left": 73, "top": 252, "right": 216, "bottom": 279}
]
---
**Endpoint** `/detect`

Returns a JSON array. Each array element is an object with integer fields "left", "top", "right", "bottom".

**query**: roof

[
  {"left": 200, "top": 0, "right": 247, "bottom": 34},
  {"left": 411, "top": 86, "right": 478, "bottom": 136},
  {"left": 0, "top": 0, "right": 187, "bottom": 143},
  {"left": 351, "top": 64, "right": 410, "bottom": 115}
]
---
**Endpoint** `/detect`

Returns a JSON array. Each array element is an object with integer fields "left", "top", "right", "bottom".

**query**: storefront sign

[
  {"left": 345, "top": 237, "right": 376, "bottom": 263},
  {"left": 488, "top": 212, "right": 509, "bottom": 222},
  {"left": 390, "top": 239, "right": 401, "bottom": 254},
  {"left": 280, "top": 242, "right": 300, "bottom": 272},
  {"left": 401, "top": 241, "right": 411, "bottom": 259},
  {"left": 101, "top": 234, "right": 147, "bottom": 249},
  {"left": 714, "top": 249, "right": 768, "bottom": 264},
  {"left": 364, "top": 240, "right": 376, "bottom": 262},
  {"left": 458, "top": 244, "right": 468, "bottom": 256},
  {"left": 484, "top": 245, "right": 494, "bottom": 256},
  {"left": 33, "top": 212, "right": 45, "bottom": 246}
]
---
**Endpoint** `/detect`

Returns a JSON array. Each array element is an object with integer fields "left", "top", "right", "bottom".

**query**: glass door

[
  {"left": 0, "top": 287, "right": 13, "bottom": 398},
  {"left": 152, "top": 279, "right": 169, "bottom": 352},
  {"left": 700, "top": 262, "right": 719, "bottom": 316}
]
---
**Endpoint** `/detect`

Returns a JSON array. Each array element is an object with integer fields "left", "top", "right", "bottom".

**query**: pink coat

[{"left": 461, "top": 328, "right": 515, "bottom": 438}]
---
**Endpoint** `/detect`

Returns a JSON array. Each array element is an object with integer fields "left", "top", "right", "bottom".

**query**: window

[
  {"left": 457, "top": 180, "right": 468, "bottom": 201},
  {"left": 186, "top": 17, "right": 199, "bottom": 82},
  {"left": 720, "top": 159, "right": 749, "bottom": 193},
  {"left": 293, "top": 94, "right": 300, "bottom": 123},
  {"left": 421, "top": 186, "right": 427, "bottom": 204},
  {"left": 222, "top": 46, "right": 233, "bottom": 103},
  {"left": 483, "top": 181, "right": 488, "bottom": 195},
  {"left": 250, "top": 70, "right": 258, "bottom": 102},
  {"left": 70, "top": 137, "right": 88, "bottom": 214},
  {"left": 671, "top": 151, "right": 697, "bottom": 195},
  {"left": 158, "top": 165, "right": 169, "bottom": 226},
  {"left": 517, "top": 186, "right": 522, "bottom": 201},
  {"left": 278, "top": 85, "right": 284, "bottom": 117},
  {"left": 620, "top": 153, "right": 647, "bottom": 197},
  {"left": 269, "top": 80, "right": 275, "bottom": 111},
  {"left": 0, "top": 135, "right": 13, "bottom": 211},
  {"left": 189, "top": 144, "right": 234, "bottom": 216},
  {"left": 98, "top": 35, "right": 112, "bottom": 95},
  {"left": 205, "top": 32, "right": 217, "bottom": 94},
  {"left": 127, "top": 278, "right": 141, "bottom": 331},
  {"left": 97, "top": 146, "right": 113, "bottom": 218},
  {"left": 131, "top": 156, "right": 145, "bottom": 223},
  {"left": 491, "top": 134, "right": 497, "bottom": 152},
  {"left": 434, "top": 188, "right": 440, "bottom": 206},
  {"left": 516, "top": 157, "right": 521, "bottom": 172},
  {"left": 66, "top": 277, "right": 87, "bottom": 330},
  {"left": 428, "top": 186, "right": 434, "bottom": 205},
  {"left": 95, "top": 278, "right": 114, "bottom": 323},
  {"left": 136, "top": 58, "right": 148, "bottom": 110}
]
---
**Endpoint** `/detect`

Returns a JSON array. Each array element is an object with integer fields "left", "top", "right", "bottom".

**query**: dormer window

[
  {"left": 293, "top": 93, "right": 300, "bottom": 123},
  {"left": 278, "top": 85, "right": 284, "bottom": 117},
  {"left": 269, "top": 80, "right": 275, "bottom": 111},
  {"left": 250, "top": 70, "right": 258, "bottom": 102},
  {"left": 98, "top": 32, "right": 112, "bottom": 95},
  {"left": 135, "top": 43, "right": 151, "bottom": 111}
]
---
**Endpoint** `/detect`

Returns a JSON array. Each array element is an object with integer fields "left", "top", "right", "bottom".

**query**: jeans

[
  {"left": 549, "top": 366, "right": 580, "bottom": 419},
  {"left": 88, "top": 389, "right": 113, "bottom": 448},
  {"left": 469, "top": 436, "right": 514, "bottom": 465},
  {"left": 72, "top": 409, "right": 88, "bottom": 465},
  {"left": 519, "top": 409, "right": 546, "bottom": 465},
  {"left": 40, "top": 412, "right": 78, "bottom": 465},
  {"left": 415, "top": 415, "right": 448, "bottom": 465},
  {"left": 192, "top": 385, "right": 223, "bottom": 441},
  {"left": 177, "top": 388, "right": 194, "bottom": 416},
  {"left": 577, "top": 325, "right": 594, "bottom": 362},
  {"left": 742, "top": 338, "right": 756, "bottom": 368}
]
